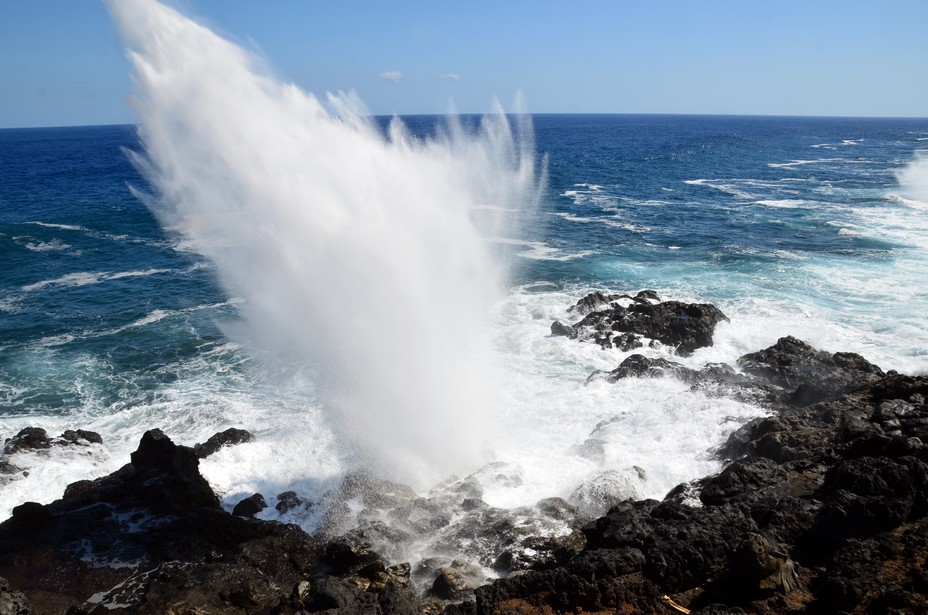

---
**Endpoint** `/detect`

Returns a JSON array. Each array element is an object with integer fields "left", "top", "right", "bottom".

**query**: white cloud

[
  {"left": 435, "top": 73, "right": 461, "bottom": 81},
  {"left": 379, "top": 70, "right": 402, "bottom": 83}
]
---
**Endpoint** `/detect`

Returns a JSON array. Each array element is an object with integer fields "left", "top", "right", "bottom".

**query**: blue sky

[{"left": 1, "top": 0, "right": 926, "bottom": 128}]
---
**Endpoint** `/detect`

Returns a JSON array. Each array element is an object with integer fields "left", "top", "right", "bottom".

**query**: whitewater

[{"left": 2, "top": 0, "right": 928, "bottom": 575}]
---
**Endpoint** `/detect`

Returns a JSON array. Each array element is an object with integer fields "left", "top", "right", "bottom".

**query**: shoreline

[{"left": 2, "top": 292, "right": 927, "bottom": 613}]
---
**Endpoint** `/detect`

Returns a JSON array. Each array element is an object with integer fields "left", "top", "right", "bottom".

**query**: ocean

[{"left": 3, "top": 0, "right": 928, "bottom": 573}]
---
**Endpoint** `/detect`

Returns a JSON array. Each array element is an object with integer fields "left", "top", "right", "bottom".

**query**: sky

[{"left": 1, "top": 0, "right": 926, "bottom": 128}]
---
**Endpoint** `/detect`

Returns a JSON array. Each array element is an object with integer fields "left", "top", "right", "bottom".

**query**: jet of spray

[
  {"left": 107, "top": 0, "right": 544, "bottom": 488},
  {"left": 897, "top": 152, "right": 928, "bottom": 207}
]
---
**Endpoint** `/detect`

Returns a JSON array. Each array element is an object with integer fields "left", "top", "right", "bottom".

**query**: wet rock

[
  {"left": 276, "top": 490, "right": 309, "bottom": 514},
  {"left": 3, "top": 427, "right": 51, "bottom": 455},
  {"left": 555, "top": 291, "right": 728, "bottom": 356},
  {"left": 429, "top": 561, "right": 487, "bottom": 601},
  {"left": 231, "top": 493, "right": 267, "bottom": 518},
  {"left": 59, "top": 429, "right": 103, "bottom": 445},
  {"left": 738, "top": 336, "right": 884, "bottom": 405},
  {"left": 0, "top": 429, "right": 325, "bottom": 615},
  {"left": 549, "top": 320, "right": 577, "bottom": 339},
  {"left": 129, "top": 428, "right": 220, "bottom": 512},
  {"left": 602, "top": 353, "right": 701, "bottom": 383},
  {"left": 570, "top": 469, "right": 645, "bottom": 518},
  {"left": 323, "top": 539, "right": 382, "bottom": 576},
  {"left": 567, "top": 438, "right": 605, "bottom": 463},
  {"left": 192, "top": 427, "right": 254, "bottom": 458}
]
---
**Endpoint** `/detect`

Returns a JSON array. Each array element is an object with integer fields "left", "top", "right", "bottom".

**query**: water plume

[
  {"left": 897, "top": 152, "right": 928, "bottom": 207},
  {"left": 107, "top": 0, "right": 543, "bottom": 488}
]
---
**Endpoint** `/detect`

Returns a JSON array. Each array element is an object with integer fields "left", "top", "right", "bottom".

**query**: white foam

[
  {"left": 768, "top": 158, "right": 843, "bottom": 169},
  {"left": 683, "top": 179, "right": 755, "bottom": 199},
  {"left": 492, "top": 238, "right": 595, "bottom": 261},
  {"left": 104, "top": 268, "right": 171, "bottom": 280},
  {"left": 24, "top": 239, "right": 72, "bottom": 252},
  {"left": 107, "top": 0, "right": 544, "bottom": 490},
  {"left": 26, "top": 221, "right": 90, "bottom": 232},
  {"left": 551, "top": 212, "right": 649, "bottom": 232},
  {"left": 20, "top": 269, "right": 171, "bottom": 292},
  {"left": 22, "top": 272, "right": 103, "bottom": 292}
]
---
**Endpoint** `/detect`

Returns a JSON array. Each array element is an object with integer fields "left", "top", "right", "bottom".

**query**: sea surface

[{"left": 2, "top": 113, "right": 928, "bottom": 564}]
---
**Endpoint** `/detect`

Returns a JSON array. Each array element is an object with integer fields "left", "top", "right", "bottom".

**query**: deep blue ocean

[{"left": 2, "top": 115, "right": 928, "bottom": 545}]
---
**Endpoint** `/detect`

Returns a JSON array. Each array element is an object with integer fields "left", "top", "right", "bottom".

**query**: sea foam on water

[{"left": 106, "top": 0, "right": 543, "bottom": 489}]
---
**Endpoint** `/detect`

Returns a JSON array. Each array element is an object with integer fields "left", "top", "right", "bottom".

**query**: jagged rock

[
  {"left": 276, "top": 490, "right": 309, "bottom": 514},
  {"left": 738, "top": 336, "right": 884, "bottom": 405},
  {"left": 192, "top": 427, "right": 254, "bottom": 458},
  {"left": 3, "top": 428, "right": 51, "bottom": 455},
  {"left": 602, "top": 353, "right": 701, "bottom": 383},
  {"left": 8, "top": 502, "right": 53, "bottom": 531},
  {"left": 0, "top": 577, "right": 30, "bottom": 615},
  {"left": 231, "top": 493, "right": 267, "bottom": 518},
  {"left": 429, "top": 561, "right": 486, "bottom": 601},
  {"left": 323, "top": 539, "right": 382, "bottom": 576},
  {"left": 550, "top": 320, "right": 577, "bottom": 339},
  {"left": 557, "top": 291, "right": 728, "bottom": 356},
  {"left": 59, "top": 429, "right": 103, "bottom": 445}
]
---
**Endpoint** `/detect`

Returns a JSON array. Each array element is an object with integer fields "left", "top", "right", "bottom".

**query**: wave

[
  {"left": 20, "top": 269, "right": 172, "bottom": 292},
  {"left": 26, "top": 221, "right": 90, "bottom": 232},
  {"left": 21, "top": 272, "right": 103, "bottom": 292},
  {"left": 105, "top": 268, "right": 172, "bottom": 281},
  {"left": 23, "top": 240, "right": 73, "bottom": 252},
  {"left": 492, "top": 238, "right": 595, "bottom": 261},
  {"left": 895, "top": 153, "right": 928, "bottom": 208},
  {"left": 683, "top": 179, "right": 756, "bottom": 200},
  {"left": 551, "top": 212, "right": 649, "bottom": 232},
  {"left": 767, "top": 158, "right": 844, "bottom": 169}
]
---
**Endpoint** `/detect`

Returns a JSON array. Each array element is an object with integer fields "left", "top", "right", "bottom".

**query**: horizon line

[{"left": 3, "top": 111, "right": 928, "bottom": 131}]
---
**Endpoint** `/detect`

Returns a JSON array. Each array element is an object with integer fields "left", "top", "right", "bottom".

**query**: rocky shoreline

[{"left": 2, "top": 290, "right": 927, "bottom": 614}]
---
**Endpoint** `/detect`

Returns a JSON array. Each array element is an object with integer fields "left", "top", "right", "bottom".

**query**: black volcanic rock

[
  {"left": 193, "top": 427, "right": 254, "bottom": 458},
  {"left": 555, "top": 291, "right": 728, "bottom": 356},
  {"left": 738, "top": 335, "right": 884, "bottom": 406},
  {"left": 2, "top": 427, "right": 52, "bottom": 455},
  {"left": 232, "top": 493, "right": 268, "bottom": 518}
]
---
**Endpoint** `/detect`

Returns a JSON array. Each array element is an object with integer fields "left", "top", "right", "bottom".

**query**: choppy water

[{"left": 2, "top": 0, "right": 927, "bottom": 575}]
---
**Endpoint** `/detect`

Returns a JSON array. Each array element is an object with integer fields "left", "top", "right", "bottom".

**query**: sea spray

[
  {"left": 107, "top": 0, "right": 543, "bottom": 488},
  {"left": 897, "top": 152, "right": 928, "bottom": 207}
]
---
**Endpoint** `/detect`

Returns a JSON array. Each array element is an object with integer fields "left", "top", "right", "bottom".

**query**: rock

[
  {"left": 3, "top": 427, "right": 51, "bottom": 455},
  {"left": 323, "top": 539, "right": 382, "bottom": 576},
  {"left": 603, "top": 353, "right": 701, "bottom": 383},
  {"left": 550, "top": 321, "right": 577, "bottom": 339},
  {"left": 129, "top": 429, "right": 220, "bottom": 511},
  {"left": 738, "top": 336, "right": 884, "bottom": 405},
  {"left": 231, "top": 493, "right": 267, "bottom": 518},
  {"left": 570, "top": 469, "right": 645, "bottom": 518},
  {"left": 734, "top": 533, "right": 799, "bottom": 593},
  {"left": 192, "top": 427, "right": 254, "bottom": 458},
  {"left": 276, "top": 490, "right": 308, "bottom": 514},
  {"left": 9, "top": 502, "right": 53, "bottom": 531},
  {"left": 557, "top": 292, "right": 728, "bottom": 357},
  {"left": 0, "top": 429, "right": 325, "bottom": 615},
  {"left": 429, "top": 561, "right": 486, "bottom": 601},
  {"left": 59, "top": 429, "right": 103, "bottom": 445},
  {"left": 0, "top": 577, "right": 30, "bottom": 615}
]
